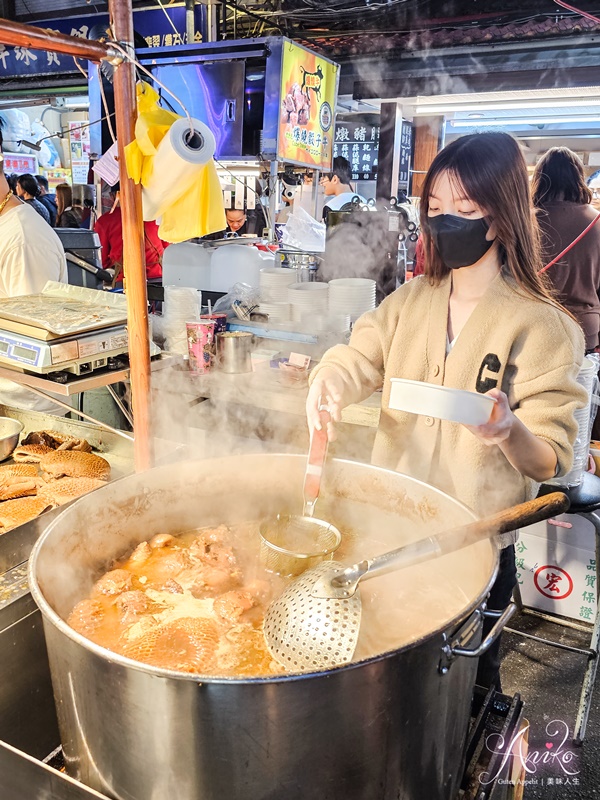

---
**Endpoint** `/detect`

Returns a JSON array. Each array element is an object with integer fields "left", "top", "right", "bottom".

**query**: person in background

[
  {"left": 205, "top": 202, "right": 267, "bottom": 240},
  {"left": 5, "top": 173, "right": 17, "bottom": 193},
  {"left": 276, "top": 176, "right": 299, "bottom": 224},
  {"left": 307, "top": 131, "right": 586, "bottom": 691},
  {"left": 35, "top": 175, "right": 57, "bottom": 227},
  {"left": 94, "top": 182, "right": 165, "bottom": 284},
  {"left": 0, "top": 120, "right": 69, "bottom": 413},
  {"left": 532, "top": 147, "right": 600, "bottom": 354},
  {"left": 55, "top": 183, "right": 83, "bottom": 229},
  {"left": 226, "top": 204, "right": 267, "bottom": 236},
  {"left": 320, "top": 156, "right": 366, "bottom": 220},
  {"left": 15, "top": 173, "right": 50, "bottom": 224}
]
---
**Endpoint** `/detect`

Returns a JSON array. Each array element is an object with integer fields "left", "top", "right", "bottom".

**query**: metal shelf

[{"left": 0, "top": 354, "right": 177, "bottom": 397}]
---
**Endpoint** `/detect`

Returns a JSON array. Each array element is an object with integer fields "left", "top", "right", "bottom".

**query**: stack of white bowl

[
  {"left": 258, "top": 301, "right": 292, "bottom": 323},
  {"left": 288, "top": 282, "right": 329, "bottom": 322},
  {"left": 260, "top": 268, "right": 297, "bottom": 303},
  {"left": 299, "top": 312, "right": 351, "bottom": 333},
  {"left": 328, "top": 278, "right": 376, "bottom": 321}
]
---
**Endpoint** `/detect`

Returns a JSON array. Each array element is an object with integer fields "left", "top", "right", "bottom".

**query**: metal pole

[
  {"left": 268, "top": 159, "right": 277, "bottom": 242},
  {"left": 185, "top": 0, "right": 195, "bottom": 44},
  {"left": 207, "top": 1, "right": 218, "bottom": 43},
  {"left": 109, "top": 0, "right": 153, "bottom": 471},
  {"left": 0, "top": 17, "right": 117, "bottom": 62},
  {"left": 311, "top": 169, "right": 320, "bottom": 220}
]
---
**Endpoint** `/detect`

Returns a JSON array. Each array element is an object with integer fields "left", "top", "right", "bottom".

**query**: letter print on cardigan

[{"left": 476, "top": 354, "right": 501, "bottom": 393}]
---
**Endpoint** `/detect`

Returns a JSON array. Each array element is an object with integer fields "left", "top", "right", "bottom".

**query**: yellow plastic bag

[{"left": 124, "top": 83, "right": 226, "bottom": 243}]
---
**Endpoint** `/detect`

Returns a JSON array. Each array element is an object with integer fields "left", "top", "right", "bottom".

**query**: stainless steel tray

[{"left": 0, "top": 406, "right": 134, "bottom": 573}]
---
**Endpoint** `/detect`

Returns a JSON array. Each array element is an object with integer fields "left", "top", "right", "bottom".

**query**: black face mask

[{"left": 428, "top": 214, "right": 493, "bottom": 270}]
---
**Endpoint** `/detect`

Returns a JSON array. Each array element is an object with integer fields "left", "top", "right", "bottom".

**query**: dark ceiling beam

[{"left": 0, "top": 0, "right": 15, "bottom": 21}]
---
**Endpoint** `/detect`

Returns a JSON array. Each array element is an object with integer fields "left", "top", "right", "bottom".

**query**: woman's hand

[
  {"left": 466, "top": 388, "right": 557, "bottom": 480},
  {"left": 465, "top": 388, "right": 515, "bottom": 446},
  {"left": 306, "top": 368, "right": 346, "bottom": 441}
]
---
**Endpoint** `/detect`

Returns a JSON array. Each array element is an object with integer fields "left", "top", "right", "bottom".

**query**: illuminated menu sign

[
  {"left": 399, "top": 121, "right": 413, "bottom": 188},
  {"left": 333, "top": 121, "right": 380, "bottom": 181},
  {"left": 277, "top": 40, "right": 339, "bottom": 170},
  {"left": 2, "top": 153, "right": 38, "bottom": 175},
  {"left": 333, "top": 119, "right": 413, "bottom": 187}
]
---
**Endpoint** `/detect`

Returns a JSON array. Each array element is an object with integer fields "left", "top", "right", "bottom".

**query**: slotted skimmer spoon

[
  {"left": 260, "top": 402, "right": 341, "bottom": 577},
  {"left": 264, "top": 491, "right": 569, "bottom": 672}
]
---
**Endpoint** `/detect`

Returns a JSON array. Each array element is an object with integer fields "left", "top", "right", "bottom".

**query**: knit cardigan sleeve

[
  {"left": 309, "top": 286, "right": 406, "bottom": 405},
  {"left": 508, "top": 305, "right": 587, "bottom": 478}
]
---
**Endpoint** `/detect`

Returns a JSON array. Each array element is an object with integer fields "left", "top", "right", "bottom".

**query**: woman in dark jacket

[
  {"left": 55, "top": 183, "right": 83, "bottom": 229},
  {"left": 15, "top": 173, "right": 51, "bottom": 224},
  {"left": 532, "top": 147, "right": 600, "bottom": 353}
]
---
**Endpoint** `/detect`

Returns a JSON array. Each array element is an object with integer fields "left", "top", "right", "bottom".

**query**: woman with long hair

[
  {"left": 532, "top": 147, "right": 600, "bottom": 353},
  {"left": 55, "top": 183, "right": 82, "bottom": 228},
  {"left": 307, "top": 131, "right": 586, "bottom": 690}
]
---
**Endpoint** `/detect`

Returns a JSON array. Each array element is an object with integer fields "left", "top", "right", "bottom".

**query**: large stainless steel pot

[{"left": 29, "top": 455, "right": 506, "bottom": 800}]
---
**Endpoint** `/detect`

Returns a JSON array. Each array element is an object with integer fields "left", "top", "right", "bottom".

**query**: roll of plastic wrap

[{"left": 142, "top": 117, "right": 216, "bottom": 221}]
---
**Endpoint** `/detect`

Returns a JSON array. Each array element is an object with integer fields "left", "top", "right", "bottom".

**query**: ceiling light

[
  {"left": 449, "top": 116, "right": 600, "bottom": 127},
  {"left": 416, "top": 98, "right": 600, "bottom": 115}
]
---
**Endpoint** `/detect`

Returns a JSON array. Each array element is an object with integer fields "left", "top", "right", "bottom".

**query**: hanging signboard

[
  {"left": 2, "top": 152, "right": 38, "bottom": 175},
  {"left": 277, "top": 40, "right": 339, "bottom": 170},
  {"left": 0, "top": 7, "right": 201, "bottom": 79},
  {"left": 333, "top": 120, "right": 380, "bottom": 181}
]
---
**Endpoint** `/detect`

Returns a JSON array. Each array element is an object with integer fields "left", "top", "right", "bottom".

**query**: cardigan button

[
  {"left": 432, "top": 365, "right": 440, "bottom": 377},
  {"left": 425, "top": 416, "right": 434, "bottom": 426}
]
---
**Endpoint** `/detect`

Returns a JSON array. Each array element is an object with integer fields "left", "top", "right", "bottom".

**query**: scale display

[{"left": 0, "top": 327, "right": 131, "bottom": 375}]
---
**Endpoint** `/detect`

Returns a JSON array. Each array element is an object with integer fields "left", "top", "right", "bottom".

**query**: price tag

[{"left": 289, "top": 352, "right": 311, "bottom": 369}]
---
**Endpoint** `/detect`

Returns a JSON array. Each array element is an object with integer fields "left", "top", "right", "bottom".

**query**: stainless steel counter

[{"left": 0, "top": 407, "right": 134, "bottom": 798}]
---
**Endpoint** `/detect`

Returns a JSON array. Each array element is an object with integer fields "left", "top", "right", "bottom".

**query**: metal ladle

[
  {"left": 260, "top": 402, "right": 340, "bottom": 577},
  {"left": 264, "top": 491, "right": 570, "bottom": 672}
]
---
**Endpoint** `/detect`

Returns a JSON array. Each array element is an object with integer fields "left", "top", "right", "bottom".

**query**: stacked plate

[
  {"left": 260, "top": 268, "right": 297, "bottom": 303},
  {"left": 288, "top": 282, "right": 329, "bottom": 322},
  {"left": 259, "top": 302, "right": 291, "bottom": 322},
  {"left": 328, "top": 278, "right": 376, "bottom": 321},
  {"left": 299, "top": 312, "right": 350, "bottom": 333}
]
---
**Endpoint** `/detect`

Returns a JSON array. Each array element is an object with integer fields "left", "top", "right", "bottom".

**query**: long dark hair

[
  {"left": 531, "top": 146, "right": 592, "bottom": 206},
  {"left": 55, "top": 183, "right": 72, "bottom": 219},
  {"left": 420, "top": 132, "right": 559, "bottom": 307}
]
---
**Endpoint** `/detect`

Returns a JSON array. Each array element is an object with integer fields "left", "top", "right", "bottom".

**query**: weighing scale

[
  {"left": 0, "top": 283, "right": 158, "bottom": 380},
  {"left": 0, "top": 326, "right": 131, "bottom": 377}
]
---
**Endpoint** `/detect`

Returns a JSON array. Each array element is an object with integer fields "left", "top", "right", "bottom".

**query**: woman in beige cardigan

[{"left": 308, "top": 131, "right": 586, "bottom": 690}]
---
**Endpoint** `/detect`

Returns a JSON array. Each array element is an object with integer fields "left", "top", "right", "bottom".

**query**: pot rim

[{"left": 28, "top": 455, "right": 500, "bottom": 684}]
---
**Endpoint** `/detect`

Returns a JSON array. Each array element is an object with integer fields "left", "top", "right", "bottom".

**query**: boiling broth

[{"left": 67, "top": 502, "right": 493, "bottom": 677}]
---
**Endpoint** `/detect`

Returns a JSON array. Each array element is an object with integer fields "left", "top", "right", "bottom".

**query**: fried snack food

[
  {"left": 22, "top": 430, "right": 93, "bottom": 453},
  {"left": 0, "top": 474, "right": 42, "bottom": 501},
  {"left": 39, "top": 477, "right": 106, "bottom": 507},
  {"left": 0, "top": 463, "right": 38, "bottom": 478},
  {"left": 0, "top": 496, "right": 51, "bottom": 531},
  {"left": 40, "top": 450, "right": 111, "bottom": 481},
  {"left": 13, "top": 444, "right": 54, "bottom": 462}
]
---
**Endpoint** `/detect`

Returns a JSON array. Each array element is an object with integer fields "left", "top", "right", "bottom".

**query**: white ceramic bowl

[{"left": 389, "top": 379, "right": 496, "bottom": 426}]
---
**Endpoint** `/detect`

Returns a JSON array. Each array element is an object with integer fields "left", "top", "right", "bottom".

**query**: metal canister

[
  {"left": 186, "top": 320, "right": 216, "bottom": 375},
  {"left": 216, "top": 331, "right": 253, "bottom": 374}
]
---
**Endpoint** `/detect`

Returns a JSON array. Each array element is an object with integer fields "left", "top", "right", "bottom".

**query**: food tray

[{"left": 0, "top": 282, "right": 127, "bottom": 338}]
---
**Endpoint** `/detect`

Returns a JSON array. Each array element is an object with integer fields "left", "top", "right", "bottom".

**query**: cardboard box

[{"left": 517, "top": 514, "right": 597, "bottom": 623}]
